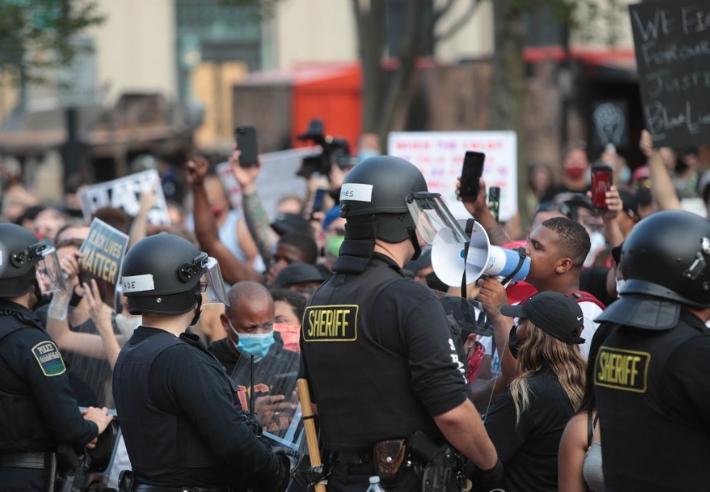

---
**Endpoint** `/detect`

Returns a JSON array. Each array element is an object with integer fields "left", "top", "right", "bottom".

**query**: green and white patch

[{"left": 32, "top": 341, "right": 66, "bottom": 376}]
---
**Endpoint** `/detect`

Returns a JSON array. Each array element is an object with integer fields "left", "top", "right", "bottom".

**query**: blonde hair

[{"left": 509, "top": 321, "right": 586, "bottom": 425}]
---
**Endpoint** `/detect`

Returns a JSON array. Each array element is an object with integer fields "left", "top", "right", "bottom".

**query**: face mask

[
  {"left": 237, "top": 331, "right": 275, "bottom": 360},
  {"left": 615, "top": 279, "right": 626, "bottom": 295},
  {"left": 116, "top": 314, "right": 142, "bottom": 334},
  {"left": 564, "top": 165, "right": 586, "bottom": 180},
  {"left": 357, "top": 150, "right": 379, "bottom": 163},
  {"left": 508, "top": 325, "right": 520, "bottom": 359},
  {"left": 326, "top": 235, "right": 344, "bottom": 258},
  {"left": 425, "top": 271, "right": 449, "bottom": 292},
  {"left": 618, "top": 166, "right": 631, "bottom": 185}
]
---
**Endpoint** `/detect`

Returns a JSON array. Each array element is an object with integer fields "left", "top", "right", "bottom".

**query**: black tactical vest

[
  {"left": 113, "top": 330, "right": 227, "bottom": 475},
  {"left": 595, "top": 311, "right": 710, "bottom": 491},
  {"left": 302, "top": 259, "right": 442, "bottom": 451}
]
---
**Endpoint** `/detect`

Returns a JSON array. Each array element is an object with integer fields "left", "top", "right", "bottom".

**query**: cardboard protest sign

[
  {"left": 78, "top": 218, "right": 129, "bottom": 307},
  {"left": 630, "top": 0, "right": 710, "bottom": 146},
  {"left": 79, "top": 170, "right": 170, "bottom": 226},
  {"left": 388, "top": 131, "right": 518, "bottom": 221}
]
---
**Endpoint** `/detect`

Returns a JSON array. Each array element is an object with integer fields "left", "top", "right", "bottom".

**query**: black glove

[
  {"left": 470, "top": 459, "right": 504, "bottom": 492},
  {"left": 272, "top": 448, "right": 295, "bottom": 492}
]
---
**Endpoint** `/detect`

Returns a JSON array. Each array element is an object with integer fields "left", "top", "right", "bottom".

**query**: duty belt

[
  {"left": 134, "top": 485, "right": 228, "bottom": 492},
  {"left": 0, "top": 452, "right": 48, "bottom": 470},
  {"left": 333, "top": 449, "right": 373, "bottom": 465}
]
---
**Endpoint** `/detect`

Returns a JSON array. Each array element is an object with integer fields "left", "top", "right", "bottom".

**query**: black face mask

[
  {"left": 508, "top": 325, "right": 520, "bottom": 359},
  {"left": 425, "top": 271, "right": 449, "bottom": 292}
]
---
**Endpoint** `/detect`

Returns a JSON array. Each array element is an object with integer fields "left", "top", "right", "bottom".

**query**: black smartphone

[
  {"left": 488, "top": 186, "right": 500, "bottom": 222},
  {"left": 312, "top": 187, "right": 328, "bottom": 213},
  {"left": 591, "top": 165, "right": 613, "bottom": 209},
  {"left": 460, "top": 151, "right": 486, "bottom": 199},
  {"left": 235, "top": 126, "right": 259, "bottom": 167}
]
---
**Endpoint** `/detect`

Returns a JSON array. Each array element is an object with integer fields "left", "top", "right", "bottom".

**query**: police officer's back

[
  {"left": 0, "top": 223, "right": 113, "bottom": 491},
  {"left": 112, "top": 234, "right": 290, "bottom": 492},
  {"left": 594, "top": 211, "right": 710, "bottom": 492},
  {"left": 300, "top": 156, "right": 500, "bottom": 492}
]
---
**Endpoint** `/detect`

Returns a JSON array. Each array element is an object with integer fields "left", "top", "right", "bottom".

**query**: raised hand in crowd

[
  {"left": 83, "top": 279, "right": 121, "bottom": 369},
  {"left": 46, "top": 250, "right": 114, "bottom": 360},
  {"left": 457, "top": 176, "right": 511, "bottom": 246},
  {"left": 187, "top": 155, "right": 263, "bottom": 285},
  {"left": 128, "top": 178, "right": 159, "bottom": 249},
  {"left": 640, "top": 129, "right": 682, "bottom": 211},
  {"left": 229, "top": 147, "right": 279, "bottom": 263}
]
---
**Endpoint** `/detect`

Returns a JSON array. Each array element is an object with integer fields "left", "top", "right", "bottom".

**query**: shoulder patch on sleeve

[{"left": 31, "top": 341, "right": 66, "bottom": 376}]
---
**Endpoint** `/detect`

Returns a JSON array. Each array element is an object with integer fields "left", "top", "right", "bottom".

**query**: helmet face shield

[
  {"left": 406, "top": 193, "right": 469, "bottom": 247},
  {"left": 36, "top": 246, "right": 67, "bottom": 294},
  {"left": 200, "top": 257, "right": 229, "bottom": 306}
]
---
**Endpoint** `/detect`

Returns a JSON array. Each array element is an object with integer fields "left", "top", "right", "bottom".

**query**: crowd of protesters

[{"left": 1, "top": 125, "right": 710, "bottom": 492}]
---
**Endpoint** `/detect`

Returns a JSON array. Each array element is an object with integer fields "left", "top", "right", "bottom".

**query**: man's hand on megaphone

[{"left": 476, "top": 276, "right": 508, "bottom": 319}]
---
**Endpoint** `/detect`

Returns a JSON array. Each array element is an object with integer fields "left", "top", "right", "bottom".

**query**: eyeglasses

[{"left": 534, "top": 201, "right": 573, "bottom": 220}]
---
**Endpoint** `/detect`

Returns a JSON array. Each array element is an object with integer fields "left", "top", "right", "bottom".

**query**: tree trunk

[
  {"left": 352, "top": 0, "right": 386, "bottom": 133},
  {"left": 489, "top": 0, "right": 529, "bottom": 230}
]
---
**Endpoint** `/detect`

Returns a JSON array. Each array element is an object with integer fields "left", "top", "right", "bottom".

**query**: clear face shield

[
  {"left": 180, "top": 253, "right": 230, "bottom": 306},
  {"left": 34, "top": 245, "right": 67, "bottom": 294},
  {"left": 406, "top": 192, "right": 469, "bottom": 248},
  {"left": 199, "top": 257, "right": 230, "bottom": 306}
]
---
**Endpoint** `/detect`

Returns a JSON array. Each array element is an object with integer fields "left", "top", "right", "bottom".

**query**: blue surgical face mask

[{"left": 229, "top": 320, "right": 275, "bottom": 359}]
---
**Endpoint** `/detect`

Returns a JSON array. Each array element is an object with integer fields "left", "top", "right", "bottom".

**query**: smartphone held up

[
  {"left": 591, "top": 165, "right": 613, "bottom": 209},
  {"left": 235, "top": 126, "right": 259, "bottom": 168},
  {"left": 460, "top": 151, "right": 486, "bottom": 200}
]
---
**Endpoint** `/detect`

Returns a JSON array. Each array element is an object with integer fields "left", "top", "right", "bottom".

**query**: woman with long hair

[{"left": 483, "top": 291, "right": 587, "bottom": 492}]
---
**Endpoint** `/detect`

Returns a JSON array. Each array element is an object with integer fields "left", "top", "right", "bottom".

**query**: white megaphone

[{"left": 431, "top": 219, "right": 530, "bottom": 287}]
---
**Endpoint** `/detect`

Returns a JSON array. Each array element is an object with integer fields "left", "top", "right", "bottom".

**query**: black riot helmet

[
  {"left": 121, "top": 234, "right": 210, "bottom": 316},
  {"left": 339, "top": 155, "right": 428, "bottom": 243},
  {"left": 0, "top": 223, "right": 49, "bottom": 298},
  {"left": 619, "top": 210, "right": 710, "bottom": 308}
]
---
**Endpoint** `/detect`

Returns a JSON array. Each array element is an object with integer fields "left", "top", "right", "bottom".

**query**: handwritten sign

[
  {"left": 78, "top": 218, "right": 129, "bottom": 306},
  {"left": 388, "top": 131, "right": 518, "bottom": 222},
  {"left": 79, "top": 170, "right": 170, "bottom": 226},
  {"left": 630, "top": 1, "right": 710, "bottom": 146}
]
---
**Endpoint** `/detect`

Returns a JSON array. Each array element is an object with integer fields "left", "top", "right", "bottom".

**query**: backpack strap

[{"left": 568, "top": 290, "right": 606, "bottom": 310}]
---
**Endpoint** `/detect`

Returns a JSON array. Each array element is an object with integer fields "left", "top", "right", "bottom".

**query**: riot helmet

[
  {"left": 339, "top": 155, "right": 428, "bottom": 243},
  {"left": 0, "top": 223, "right": 65, "bottom": 298},
  {"left": 121, "top": 234, "right": 228, "bottom": 316},
  {"left": 618, "top": 210, "right": 710, "bottom": 308}
]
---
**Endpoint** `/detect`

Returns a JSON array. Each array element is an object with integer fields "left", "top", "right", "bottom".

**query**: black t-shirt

[
  {"left": 301, "top": 254, "right": 467, "bottom": 450},
  {"left": 580, "top": 266, "right": 614, "bottom": 308},
  {"left": 484, "top": 370, "right": 574, "bottom": 492},
  {"left": 595, "top": 310, "right": 710, "bottom": 492}
]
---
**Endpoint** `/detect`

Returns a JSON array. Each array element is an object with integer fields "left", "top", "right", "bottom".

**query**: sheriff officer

[
  {"left": 300, "top": 156, "right": 501, "bottom": 492},
  {"left": 594, "top": 210, "right": 710, "bottom": 491},
  {"left": 0, "top": 223, "right": 113, "bottom": 491}
]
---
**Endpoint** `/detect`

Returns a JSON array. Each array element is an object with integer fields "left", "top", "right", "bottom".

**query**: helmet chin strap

[
  {"left": 189, "top": 291, "right": 203, "bottom": 327},
  {"left": 406, "top": 227, "right": 421, "bottom": 261}
]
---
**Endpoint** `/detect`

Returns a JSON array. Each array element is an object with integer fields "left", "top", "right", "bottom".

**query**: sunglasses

[{"left": 534, "top": 201, "right": 573, "bottom": 220}]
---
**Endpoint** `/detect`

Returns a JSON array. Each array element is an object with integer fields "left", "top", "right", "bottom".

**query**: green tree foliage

[{"left": 0, "top": 0, "right": 104, "bottom": 84}]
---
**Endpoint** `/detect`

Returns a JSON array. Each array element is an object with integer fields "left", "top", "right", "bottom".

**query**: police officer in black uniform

[
  {"left": 300, "top": 156, "right": 501, "bottom": 492},
  {"left": 594, "top": 210, "right": 710, "bottom": 491},
  {"left": 113, "top": 233, "right": 290, "bottom": 492},
  {"left": 0, "top": 223, "right": 114, "bottom": 491}
]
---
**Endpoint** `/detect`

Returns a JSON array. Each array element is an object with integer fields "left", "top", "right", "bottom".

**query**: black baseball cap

[
  {"left": 275, "top": 262, "right": 325, "bottom": 288},
  {"left": 501, "top": 291, "right": 585, "bottom": 344},
  {"left": 271, "top": 213, "right": 311, "bottom": 236}
]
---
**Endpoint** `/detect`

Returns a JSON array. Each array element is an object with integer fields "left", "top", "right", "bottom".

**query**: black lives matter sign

[
  {"left": 630, "top": 1, "right": 710, "bottom": 146},
  {"left": 79, "top": 218, "right": 129, "bottom": 307}
]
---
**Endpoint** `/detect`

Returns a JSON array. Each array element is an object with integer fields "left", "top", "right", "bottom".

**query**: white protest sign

[
  {"left": 78, "top": 169, "right": 171, "bottom": 226},
  {"left": 388, "top": 131, "right": 518, "bottom": 222},
  {"left": 216, "top": 147, "right": 319, "bottom": 217}
]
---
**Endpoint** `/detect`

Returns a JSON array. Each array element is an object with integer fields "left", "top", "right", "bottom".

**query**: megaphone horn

[{"left": 431, "top": 219, "right": 530, "bottom": 287}]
